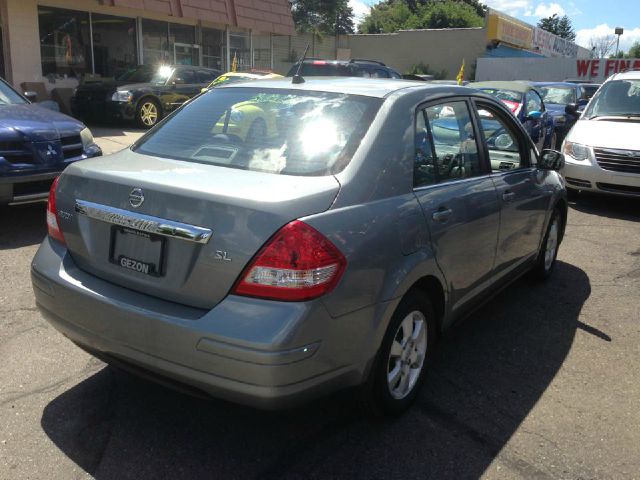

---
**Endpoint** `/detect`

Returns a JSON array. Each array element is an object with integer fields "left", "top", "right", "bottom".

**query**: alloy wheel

[
  {"left": 140, "top": 102, "right": 159, "bottom": 127},
  {"left": 387, "top": 311, "right": 428, "bottom": 400},
  {"left": 544, "top": 216, "right": 559, "bottom": 271}
]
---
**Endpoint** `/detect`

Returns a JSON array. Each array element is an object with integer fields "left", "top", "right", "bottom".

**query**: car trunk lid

[{"left": 56, "top": 150, "right": 340, "bottom": 309}]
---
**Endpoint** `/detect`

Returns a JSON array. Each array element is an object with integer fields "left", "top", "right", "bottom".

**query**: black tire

[
  {"left": 532, "top": 208, "right": 562, "bottom": 280},
  {"left": 361, "top": 289, "right": 437, "bottom": 416},
  {"left": 136, "top": 98, "right": 161, "bottom": 129}
]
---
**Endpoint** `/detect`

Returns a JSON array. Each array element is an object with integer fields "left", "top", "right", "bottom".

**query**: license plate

[{"left": 110, "top": 227, "right": 165, "bottom": 277}]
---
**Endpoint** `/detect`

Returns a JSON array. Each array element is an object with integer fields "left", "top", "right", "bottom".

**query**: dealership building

[{"left": 0, "top": 0, "right": 294, "bottom": 95}]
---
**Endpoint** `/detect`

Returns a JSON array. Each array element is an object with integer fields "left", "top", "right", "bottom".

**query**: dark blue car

[
  {"left": 471, "top": 81, "right": 557, "bottom": 150},
  {"left": 533, "top": 82, "right": 590, "bottom": 145},
  {"left": 0, "top": 77, "right": 101, "bottom": 205}
]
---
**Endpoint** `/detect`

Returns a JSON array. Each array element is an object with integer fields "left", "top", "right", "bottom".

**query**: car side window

[
  {"left": 414, "top": 101, "right": 482, "bottom": 188},
  {"left": 526, "top": 90, "right": 543, "bottom": 113},
  {"left": 476, "top": 103, "right": 527, "bottom": 171},
  {"left": 174, "top": 69, "right": 196, "bottom": 84},
  {"left": 197, "top": 70, "right": 217, "bottom": 83},
  {"left": 372, "top": 68, "right": 390, "bottom": 78}
]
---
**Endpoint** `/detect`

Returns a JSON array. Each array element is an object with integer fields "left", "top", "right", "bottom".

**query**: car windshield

[
  {"left": 286, "top": 63, "right": 362, "bottom": 77},
  {"left": 538, "top": 86, "right": 576, "bottom": 105},
  {"left": 0, "top": 80, "right": 27, "bottom": 106},
  {"left": 116, "top": 66, "right": 156, "bottom": 83},
  {"left": 584, "top": 79, "right": 640, "bottom": 118},
  {"left": 134, "top": 87, "right": 382, "bottom": 176},
  {"left": 479, "top": 89, "right": 521, "bottom": 103},
  {"left": 149, "top": 66, "right": 175, "bottom": 85}
]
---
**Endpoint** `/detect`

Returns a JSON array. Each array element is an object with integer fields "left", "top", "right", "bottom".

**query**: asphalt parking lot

[{"left": 1, "top": 131, "right": 639, "bottom": 478}]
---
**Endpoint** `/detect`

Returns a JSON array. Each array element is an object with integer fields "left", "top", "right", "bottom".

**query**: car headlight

[
  {"left": 111, "top": 90, "right": 132, "bottom": 102},
  {"left": 563, "top": 141, "right": 591, "bottom": 162},
  {"left": 229, "top": 109, "right": 244, "bottom": 123},
  {"left": 80, "top": 127, "right": 95, "bottom": 149}
]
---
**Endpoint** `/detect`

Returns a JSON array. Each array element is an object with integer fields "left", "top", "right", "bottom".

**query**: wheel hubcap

[
  {"left": 544, "top": 217, "right": 559, "bottom": 271},
  {"left": 140, "top": 102, "right": 158, "bottom": 126},
  {"left": 387, "top": 311, "right": 428, "bottom": 400}
]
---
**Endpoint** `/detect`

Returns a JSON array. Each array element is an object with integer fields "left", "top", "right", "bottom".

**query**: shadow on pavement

[
  {"left": 41, "top": 261, "right": 590, "bottom": 479},
  {"left": 569, "top": 191, "right": 640, "bottom": 222},
  {"left": 0, "top": 203, "right": 46, "bottom": 250}
]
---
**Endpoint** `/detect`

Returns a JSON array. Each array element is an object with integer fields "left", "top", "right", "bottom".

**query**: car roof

[
  {"left": 471, "top": 81, "right": 535, "bottom": 93},
  {"left": 219, "top": 77, "right": 450, "bottom": 98},
  {"left": 532, "top": 82, "right": 578, "bottom": 88},
  {"left": 609, "top": 70, "right": 640, "bottom": 81}
]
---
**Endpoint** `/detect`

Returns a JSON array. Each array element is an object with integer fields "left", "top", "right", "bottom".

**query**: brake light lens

[
  {"left": 232, "top": 220, "right": 346, "bottom": 301},
  {"left": 46, "top": 176, "right": 65, "bottom": 245}
]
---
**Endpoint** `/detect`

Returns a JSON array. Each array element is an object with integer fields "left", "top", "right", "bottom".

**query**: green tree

[
  {"left": 627, "top": 41, "right": 640, "bottom": 58},
  {"left": 359, "top": 0, "right": 483, "bottom": 34},
  {"left": 537, "top": 14, "right": 576, "bottom": 41},
  {"left": 291, "top": 0, "right": 355, "bottom": 35}
]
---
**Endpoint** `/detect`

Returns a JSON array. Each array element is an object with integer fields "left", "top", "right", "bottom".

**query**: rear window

[
  {"left": 286, "top": 63, "right": 363, "bottom": 77},
  {"left": 134, "top": 87, "right": 381, "bottom": 176}
]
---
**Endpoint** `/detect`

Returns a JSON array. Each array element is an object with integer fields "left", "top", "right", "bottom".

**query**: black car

[
  {"left": 286, "top": 59, "right": 402, "bottom": 79},
  {"left": 72, "top": 65, "right": 221, "bottom": 128}
]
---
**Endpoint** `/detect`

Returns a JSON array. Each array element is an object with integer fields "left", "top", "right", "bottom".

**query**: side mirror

[
  {"left": 565, "top": 103, "right": 578, "bottom": 115},
  {"left": 528, "top": 110, "right": 542, "bottom": 120},
  {"left": 23, "top": 91, "right": 38, "bottom": 102},
  {"left": 540, "top": 149, "right": 564, "bottom": 171}
]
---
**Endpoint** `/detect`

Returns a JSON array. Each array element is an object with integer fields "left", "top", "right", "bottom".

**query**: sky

[{"left": 349, "top": 0, "right": 640, "bottom": 52}]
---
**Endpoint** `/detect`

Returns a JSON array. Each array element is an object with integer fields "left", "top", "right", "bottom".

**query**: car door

[
  {"left": 413, "top": 98, "right": 501, "bottom": 315},
  {"left": 523, "top": 89, "right": 546, "bottom": 151},
  {"left": 472, "top": 100, "right": 552, "bottom": 277},
  {"left": 166, "top": 68, "right": 199, "bottom": 111}
]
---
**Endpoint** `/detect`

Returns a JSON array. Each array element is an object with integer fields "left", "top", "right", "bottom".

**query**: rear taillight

[
  {"left": 232, "top": 220, "right": 346, "bottom": 301},
  {"left": 46, "top": 176, "right": 66, "bottom": 245}
]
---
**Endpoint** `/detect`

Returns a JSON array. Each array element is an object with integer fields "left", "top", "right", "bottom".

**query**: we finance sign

[{"left": 576, "top": 58, "right": 640, "bottom": 81}]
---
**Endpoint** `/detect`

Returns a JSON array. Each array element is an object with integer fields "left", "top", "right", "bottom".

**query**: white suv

[{"left": 562, "top": 70, "right": 640, "bottom": 197}]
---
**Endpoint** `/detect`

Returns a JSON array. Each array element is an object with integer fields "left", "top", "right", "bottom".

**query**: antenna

[{"left": 292, "top": 43, "right": 310, "bottom": 85}]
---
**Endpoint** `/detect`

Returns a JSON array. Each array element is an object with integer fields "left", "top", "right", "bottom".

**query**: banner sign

[
  {"left": 487, "top": 14, "right": 532, "bottom": 50},
  {"left": 532, "top": 27, "right": 580, "bottom": 58}
]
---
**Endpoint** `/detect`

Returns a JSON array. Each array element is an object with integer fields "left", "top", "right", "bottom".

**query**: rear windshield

[
  {"left": 479, "top": 89, "right": 522, "bottom": 103},
  {"left": 286, "top": 63, "right": 362, "bottom": 77},
  {"left": 134, "top": 87, "right": 382, "bottom": 176},
  {"left": 538, "top": 86, "right": 576, "bottom": 104}
]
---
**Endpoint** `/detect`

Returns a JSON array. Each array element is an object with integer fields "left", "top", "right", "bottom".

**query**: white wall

[{"left": 476, "top": 57, "right": 640, "bottom": 82}]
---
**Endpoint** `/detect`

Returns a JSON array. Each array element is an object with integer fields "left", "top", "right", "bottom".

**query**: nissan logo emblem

[{"left": 129, "top": 188, "right": 145, "bottom": 208}]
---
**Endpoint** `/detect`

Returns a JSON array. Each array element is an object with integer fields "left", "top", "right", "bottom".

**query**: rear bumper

[
  {"left": 31, "top": 238, "right": 385, "bottom": 409},
  {"left": 562, "top": 161, "right": 640, "bottom": 197}
]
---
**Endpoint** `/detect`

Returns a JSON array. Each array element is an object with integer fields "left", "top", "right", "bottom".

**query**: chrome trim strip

[{"left": 75, "top": 200, "right": 212, "bottom": 244}]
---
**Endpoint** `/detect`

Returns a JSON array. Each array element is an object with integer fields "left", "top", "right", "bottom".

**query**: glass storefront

[
  {"left": 38, "top": 6, "right": 91, "bottom": 79},
  {"left": 229, "top": 31, "right": 251, "bottom": 71},
  {"left": 36, "top": 6, "right": 258, "bottom": 79},
  {"left": 141, "top": 19, "right": 169, "bottom": 65},
  {"left": 91, "top": 13, "right": 137, "bottom": 78},
  {"left": 202, "top": 27, "right": 225, "bottom": 70}
]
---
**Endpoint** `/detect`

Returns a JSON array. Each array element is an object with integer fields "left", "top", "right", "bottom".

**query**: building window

[
  {"left": 141, "top": 19, "right": 170, "bottom": 65},
  {"left": 202, "top": 27, "right": 224, "bottom": 70},
  {"left": 38, "top": 6, "right": 91, "bottom": 79},
  {"left": 91, "top": 13, "right": 137, "bottom": 78},
  {"left": 229, "top": 31, "right": 251, "bottom": 71}
]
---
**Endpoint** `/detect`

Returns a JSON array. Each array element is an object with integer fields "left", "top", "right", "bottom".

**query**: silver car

[{"left": 31, "top": 78, "right": 567, "bottom": 415}]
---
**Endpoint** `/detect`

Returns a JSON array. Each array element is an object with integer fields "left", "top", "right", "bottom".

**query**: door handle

[
  {"left": 502, "top": 191, "right": 516, "bottom": 202},
  {"left": 432, "top": 208, "right": 452, "bottom": 223}
]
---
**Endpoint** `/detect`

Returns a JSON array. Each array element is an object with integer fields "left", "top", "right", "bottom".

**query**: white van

[{"left": 562, "top": 70, "right": 640, "bottom": 197}]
